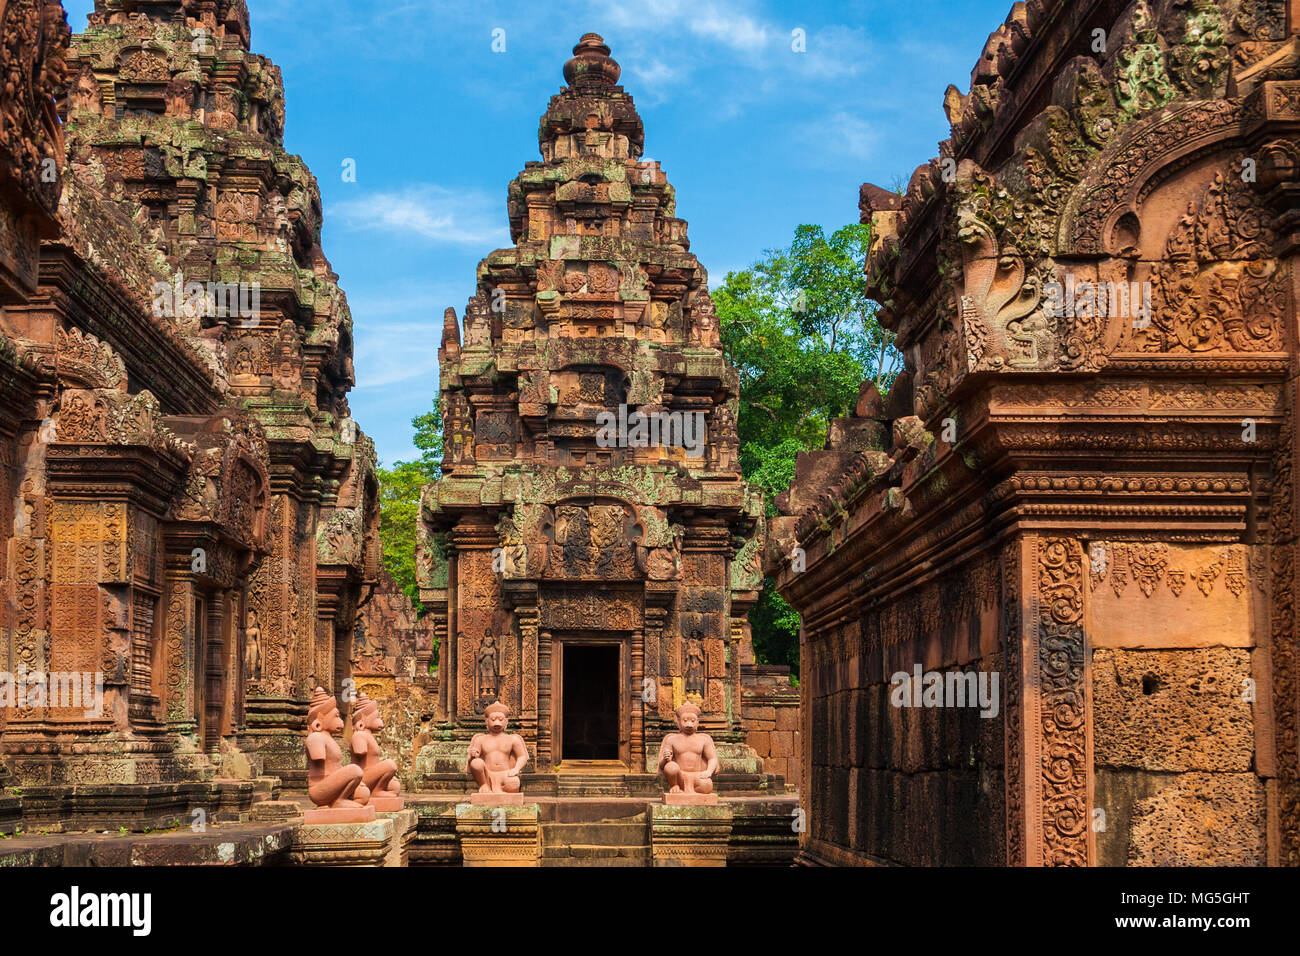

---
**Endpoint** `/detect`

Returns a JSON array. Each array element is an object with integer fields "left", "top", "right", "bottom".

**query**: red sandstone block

[
  {"left": 748, "top": 705, "right": 777, "bottom": 723},
  {"left": 786, "top": 761, "right": 801, "bottom": 788},
  {"left": 770, "top": 732, "right": 794, "bottom": 759},
  {"left": 775, "top": 706, "right": 799, "bottom": 731},
  {"left": 748, "top": 730, "right": 771, "bottom": 755}
]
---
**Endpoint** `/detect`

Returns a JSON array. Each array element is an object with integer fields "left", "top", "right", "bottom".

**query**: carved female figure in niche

[
  {"left": 245, "top": 609, "right": 262, "bottom": 681},
  {"left": 685, "top": 631, "right": 706, "bottom": 699},
  {"left": 476, "top": 630, "right": 501, "bottom": 705}
]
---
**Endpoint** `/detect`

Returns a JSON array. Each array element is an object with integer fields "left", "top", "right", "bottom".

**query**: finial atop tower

[{"left": 563, "top": 33, "right": 621, "bottom": 89}]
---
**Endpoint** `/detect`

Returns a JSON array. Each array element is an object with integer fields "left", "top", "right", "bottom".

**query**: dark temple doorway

[{"left": 561, "top": 644, "right": 620, "bottom": 760}]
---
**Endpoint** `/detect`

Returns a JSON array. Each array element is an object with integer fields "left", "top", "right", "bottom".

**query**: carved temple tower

[
  {"left": 416, "top": 36, "right": 772, "bottom": 789},
  {"left": 0, "top": 0, "right": 378, "bottom": 794}
]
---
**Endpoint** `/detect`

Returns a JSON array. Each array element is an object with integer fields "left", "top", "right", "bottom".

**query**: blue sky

[{"left": 64, "top": 0, "right": 1011, "bottom": 466}]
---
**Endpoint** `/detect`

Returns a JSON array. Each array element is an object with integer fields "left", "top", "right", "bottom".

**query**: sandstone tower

[
  {"left": 416, "top": 35, "right": 772, "bottom": 790},
  {"left": 1, "top": 0, "right": 379, "bottom": 801}
]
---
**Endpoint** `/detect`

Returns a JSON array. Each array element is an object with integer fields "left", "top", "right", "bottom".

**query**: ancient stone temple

[
  {"left": 770, "top": 0, "right": 1299, "bottom": 866},
  {"left": 416, "top": 35, "right": 772, "bottom": 792},
  {"left": 0, "top": 0, "right": 379, "bottom": 825}
]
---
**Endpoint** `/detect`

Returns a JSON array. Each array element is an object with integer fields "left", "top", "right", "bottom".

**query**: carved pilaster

[
  {"left": 630, "top": 627, "right": 645, "bottom": 769},
  {"left": 1021, "top": 535, "right": 1092, "bottom": 867},
  {"left": 538, "top": 629, "right": 553, "bottom": 768},
  {"left": 162, "top": 574, "right": 196, "bottom": 731},
  {"left": 1002, "top": 537, "right": 1026, "bottom": 866},
  {"left": 452, "top": 519, "right": 499, "bottom": 728}
]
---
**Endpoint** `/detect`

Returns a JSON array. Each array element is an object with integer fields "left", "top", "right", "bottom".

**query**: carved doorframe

[{"left": 551, "top": 630, "right": 631, "bottom": 769}]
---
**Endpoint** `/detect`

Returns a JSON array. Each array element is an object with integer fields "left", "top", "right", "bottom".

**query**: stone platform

[
  {"left": 0, "top": 821, "right": 296, "bottom": 866},
  {"left": 289, "top": 817, "right": 394, "bottom": 867},
  {"left": 1, "top": 777, "right": 279, "bottom": 834},
  {"left": 455, "top": 802, "right": 542, "bottom": 866},
  {"left": 414, "top": 769, "right": 789, "bottom": 799},
  {"left": 0, "top": 790, "right": 799, "bottom": 866},
  {"left": 650, "top": 804, "right": 732, "bottom": 866},
  {"left": 380, "top": 808, "right": 419, "bottom": 867},
  {"left": 410, "top": 794, "right": 799, "bottom": 867}
]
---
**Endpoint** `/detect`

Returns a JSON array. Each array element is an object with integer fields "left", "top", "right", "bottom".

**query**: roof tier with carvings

[
  {"left": 424, "top": 34, "right": 760, "bottom": 565},
  {"left": 61, "top": 0, "right": 369, "bottom": 482}
]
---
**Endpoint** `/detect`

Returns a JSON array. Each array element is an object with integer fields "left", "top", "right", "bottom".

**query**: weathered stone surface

[
  {"left": 1126, "top": 772, "right": 1267, "bottom": 867},
  {"left": 649, "top": 803, "right": 731, "bottom": 867},
  {"left": 1093, "top": 647, "right": 1255, "bottom": 773},
  {"left": 0, "top": 821, "right": 295, "bottom": 867},
  {"left": 289, "top": 817, "right": 393, "bottom": 867},
  {"left": 741, "top": 664, "right": 800, "bottom": 787}
]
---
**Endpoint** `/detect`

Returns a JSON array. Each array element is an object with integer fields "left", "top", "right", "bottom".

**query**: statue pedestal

[
  {"left": 649, "top": 804, "right": 733, "bottom": 867},
  {"left": 370, "top": 795, "right": 405, "bottom": 812},
  {"left": 303, "top": 805, "right": 376, "bottom": 824},
  {"left": 455, "top": 803, "right": 541, "bottom": 866},
  {"left": 290, "top": 817, "right": 393, "bottom": 867},
  {"left": 469, "top": 791, "right": 525, "bottom": 806},
  {"left": 663, "top": 792, "right": 718, "bottom": 806},
  {"left": 377, "top": 808, "right": 419, "bottom": 867}
]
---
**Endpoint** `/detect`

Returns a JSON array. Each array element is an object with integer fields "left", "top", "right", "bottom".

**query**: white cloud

[
  {"left": 795, "top": 25, "right": 873, "bottom": 81},
  {"left": 353, "top": 320, "right": 441, "bottom": 389},
  {"left": 331, "top": 185, "right": 509, "bottom": 246},
  {"left": 630, "top": 59, "right": 682, "bottom": 89},
  {"left": 593, "top": 0, "right": 772, "bottom": 54},
  {"left": 689, "top": 6, "right": 770, "bottom": 52},
  {"left": 798, "top": 111, "right": 877, "bottom": 163}
]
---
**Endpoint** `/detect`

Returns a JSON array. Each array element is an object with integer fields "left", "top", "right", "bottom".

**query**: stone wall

[
  {"left": 770, "top": 0, "right": 1299, "bottom": 867},
  {"left": 741, "top": 665, "right": 800, "bottom": 789}
]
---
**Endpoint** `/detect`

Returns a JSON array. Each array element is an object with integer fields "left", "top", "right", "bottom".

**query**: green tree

[
  {"left": 375, "top": 400, "right": 442, "bottom": 613},
  {"left": 716, "top": 223, "right": 899, "bottom": 674}
]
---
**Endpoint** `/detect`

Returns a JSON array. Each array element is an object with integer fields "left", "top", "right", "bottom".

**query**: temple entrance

[{"left": 559, "top": 643, "right": 621, "bottom": 762}]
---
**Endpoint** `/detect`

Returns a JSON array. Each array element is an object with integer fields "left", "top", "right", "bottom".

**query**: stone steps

[
  {"left": 540, "top": 815, "right": 649, "bottom": 867},
  {"left": 540, "top": 847, "right": 650, "bottom": 867},
  {"left": 554, "top": 774, "right": 631, "bottom": 797}
]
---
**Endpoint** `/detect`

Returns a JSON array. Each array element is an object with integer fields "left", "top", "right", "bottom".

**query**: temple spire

[
  {"left": 539, "top": 33, "right": 644, "bottom": 163},
  {"left": 563, "top": 33, "right": 621, "bottom": 89}
]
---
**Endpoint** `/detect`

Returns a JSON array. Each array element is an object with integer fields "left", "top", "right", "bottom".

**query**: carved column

[
  {"left": 538, "top": 629, "right": 553, "bottom": 768},
  {"left": 129, "top": 585, "right": 161, "bottom": 725},
  {"left": 203, "top": 594, "right": 224, "bottom": 749},
  {"left": 1008, "top": 535, "right": 1093, "bottom": 867},
  {"left": 630, "top": 626, "right": 645, "bottom": 770},
  {"left": 518, "top": 602, "right": 539, "bottom": 742},
  {"left": 232, "top": 589, "right": 247, "bottom": 732},
  {"left": 430, "top": 535, "right": 456, "bottom": 723},
  {"left": 162, "top": 572, "right": 197, "bottom": 733},
  {"left": 241, "top": 493, "right": 310, "bottom": 784},
  {"left": 643, "top": 602, "right": 669, "bottom": 739},
  {"left": 726, "top": 614, "right": 747, "bottom": 734},
  {"left": 451, "top": 518, "right": 498, "bottom": 729},
  {"left": 1001, "top": 537, "right": 1026, "bottom": 866}
]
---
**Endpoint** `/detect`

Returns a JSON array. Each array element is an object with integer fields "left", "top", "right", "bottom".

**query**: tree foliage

[
  {"left": 375, "top": 401, "right": 442, "bottom": 613},
  {"left": 716, "top": 223, "right": 899, "bottom": 674}
]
